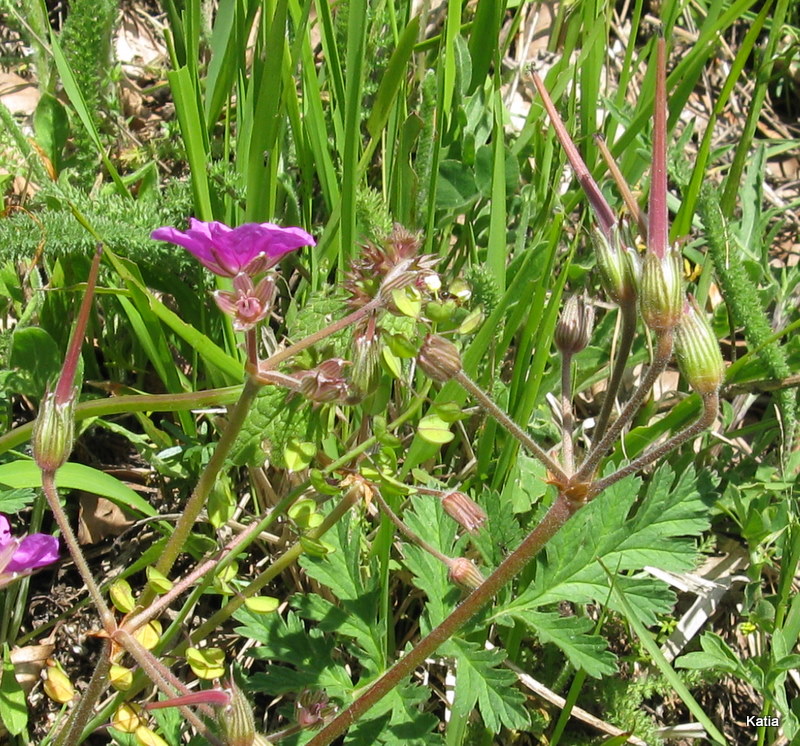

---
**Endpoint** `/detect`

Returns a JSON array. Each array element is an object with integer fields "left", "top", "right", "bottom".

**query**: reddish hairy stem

[
  {"left": 124, "top": 516, "right": 267, "bottom": 633},
  {"left": 454, "top": 370, "right": 569, "bottom": 484},
  {"left": 116, "top": 629, "right": 222, "bottom": 743},
  {"left": 41, "top": 471, "right": 116, "bottom": 632},
  {"left": 54, "top": 641, "right": 112, "bottom": 746},
  {"left": 591, "top": 390, "right": 719, "bottom": 495}
]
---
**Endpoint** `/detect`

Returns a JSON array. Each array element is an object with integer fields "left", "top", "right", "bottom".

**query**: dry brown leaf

[
  {"left": 0, "top": 72, "right": 40, "bottom": 117},
  {"left": 10, "top": 640, "right": 56, "bottom": 694},
  {"left": 78, "top": 493, "right": 134, "bottom": 544}
]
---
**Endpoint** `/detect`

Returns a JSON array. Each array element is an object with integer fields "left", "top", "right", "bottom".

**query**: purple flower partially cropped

[
  {"left": 0, "top": 514, "right": 59, "bottom": 584},
  {"left": 151, "top": 219, "right": 315, "bottom": 277}
]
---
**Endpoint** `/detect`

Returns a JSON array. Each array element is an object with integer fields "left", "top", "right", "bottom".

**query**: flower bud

[
  {"left": 214, "top": 273, "right": 275, "bottom": 331},
  {"left": 296, "top": 359, "right": 352, "bottom": 404},
  {"left": 441, "top": 492, "right": 487, "bottom": 534},
  {"left": 33, "top": 391, "right": 75, "bottom": 473},
  {"left": 220, "top": 681, "right": 256, "bottom": 746},
  {"left": 674, "top": 295, "right": 725, "bottom": 394},
  {"left": 554, "top": 294, "right": 595, "bottom": 354},
  {"left": 417, "top": 335, "right": 462, "bottom": 382},
  {"left": 592, "top": 225, "right": 639, "bottom": 305},
  {"left": 296, "top": 689, "right": 335, "bottom": 730},
  {"left": 640, "top": 246, "right": 683, "bottom": 331},
  {"left": 447, "top": 557, "right": 484, "bottom": 590}
]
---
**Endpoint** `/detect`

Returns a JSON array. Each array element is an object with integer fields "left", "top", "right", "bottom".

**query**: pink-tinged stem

[
  {"left": 54, "top": 245, "right": 103, "bottom": 405},
  {"left": 531, "top": 74, "right": 616, "bottom": 239},
  {"left": 143, "top": 689, "right": 232, "bottom": 711},
  {"left": 648, "top": 38, "right": 668, "bottom": 260},
  {"left": 123, "top": 516, "right": 266, "bottom": 633}
]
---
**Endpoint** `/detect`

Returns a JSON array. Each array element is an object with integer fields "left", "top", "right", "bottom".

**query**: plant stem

[
  {"left": 185, "top": 482, "right": 361, "bottom": 646},
  {"left": 53, "top": 641, "right": 111, "bottom": 746},
  {"left": 593, "top": 301, "right": 637, "bottom": 442},
  {"left": 255, "top": 296, "right": 383, "bottom": 374},
  {"left": 454, "top": 370, "right": 569, "bottom": 484},
  {"left": 41, "top": 471, "right": 115, "bottom": 632},
  {"left": 577, "top": 329, "right": 674, "bottom": 482},
  {"left": 144, "top": 375, "right": 262, "bottom": 603},
  {"left": 560, "top": 350, "right": 575, "bottom": 475},
  {"left": 589, "top": 390, "right": 719, "bottom": 495},
  {"left": 124, "top": 515, "right": 267, "bottom": 633},
  {"left": 306, "top": 492, "right": 576, "bottom": 746}
]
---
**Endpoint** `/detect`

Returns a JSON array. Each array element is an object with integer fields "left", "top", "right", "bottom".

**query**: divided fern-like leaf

[
  {"left": 495, "top": 464, "right": 715, "bottom": 674},
  {"left": 451, "top": 641, "right": 530, "bottom": 732}
]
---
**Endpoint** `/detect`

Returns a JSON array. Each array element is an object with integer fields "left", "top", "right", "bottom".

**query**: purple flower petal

[
  {"left": 7, "top": 534, "right": 59, "bottom": 572},
  {"left": 0, "top": 515, "right": 11, "bottom": 544},
  {"left": 151, "top": 219, "right": 315, "bottom": 277}
]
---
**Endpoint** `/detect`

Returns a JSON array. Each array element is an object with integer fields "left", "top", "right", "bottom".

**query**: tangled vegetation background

[{"left": 0, "top": 0, "right": 799, "bottom": 744}]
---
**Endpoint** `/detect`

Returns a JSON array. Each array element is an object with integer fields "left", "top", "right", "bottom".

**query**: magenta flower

[
  {"left": 0, "top": 514, "right": 59, "bottom": 585},
  {"left": 151, "top": 219, "right": 315, "bottom": 277}
]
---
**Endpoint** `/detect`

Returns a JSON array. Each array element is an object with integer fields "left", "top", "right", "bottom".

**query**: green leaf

[
  {"left": 299, "top": 514, "right": 373, "bottom": 603},
  {"left": 0, "top": 644, "right": 27, "bottom": 736},
  {"left": 505, "top": 465, "right": 713, "bottom": 624},
  {"left": 417, "top": 415, "right": 454, "bottom": 445},
  {"left": 186, "top": 647, "right": 225, "bottom": 679},
  {"left": 0, "top": 461, "right": 156, "bottom": 517},
  {"left": 8, "top": 327, "right": 61, "bottom": 400},
  {"left": 504, "top": 610, "right": 616, "bottom": 678},
  {"left": 0, "top": 488, "right": 37, "bottom": 514},
  {"left": 237, "top": 608, "right": 353, "bottom": 699},
  {"left": 452, "top": 641, "right": 529, "bottom": 733},
  {"left": 403, "top": 496, "right": 461, "bottom": 630},
  {"left": 243, "top": 596, "right": 280, "bottom": 614},
  {"left": 33, "top": 93, "right": 69, "bottom": 173},
  {"left": 366, "top": 16, "right": 420, "bottom": 140},
  {"left": 146, "top": 566, "right": 173, "bottom": 595},
  {"left": 604, "top": 561, "right": 728, "bottom": 745},
  {"left": 435, "top": 160, "right": 478, "bottom": 210},
  {"left": 381, "top": 346, "right": 403, "bottom": 379},
  {"left": 675, "top": 632, "right": 746, "bottom": 677},
  {"left": 229, "top": 386, "right": 305, "bottom": 468},
  {"left": 294, "top": 593, "right": 384, "bottom": 676},
  {"left": 283, "top": 439, "right": 316, "bottom": 472},
  {"left": 390, "top": 287, "right": 421, "bottom": 319},
  {"left": 351, "top": 681, "right": 441, "bottom": 745}
]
